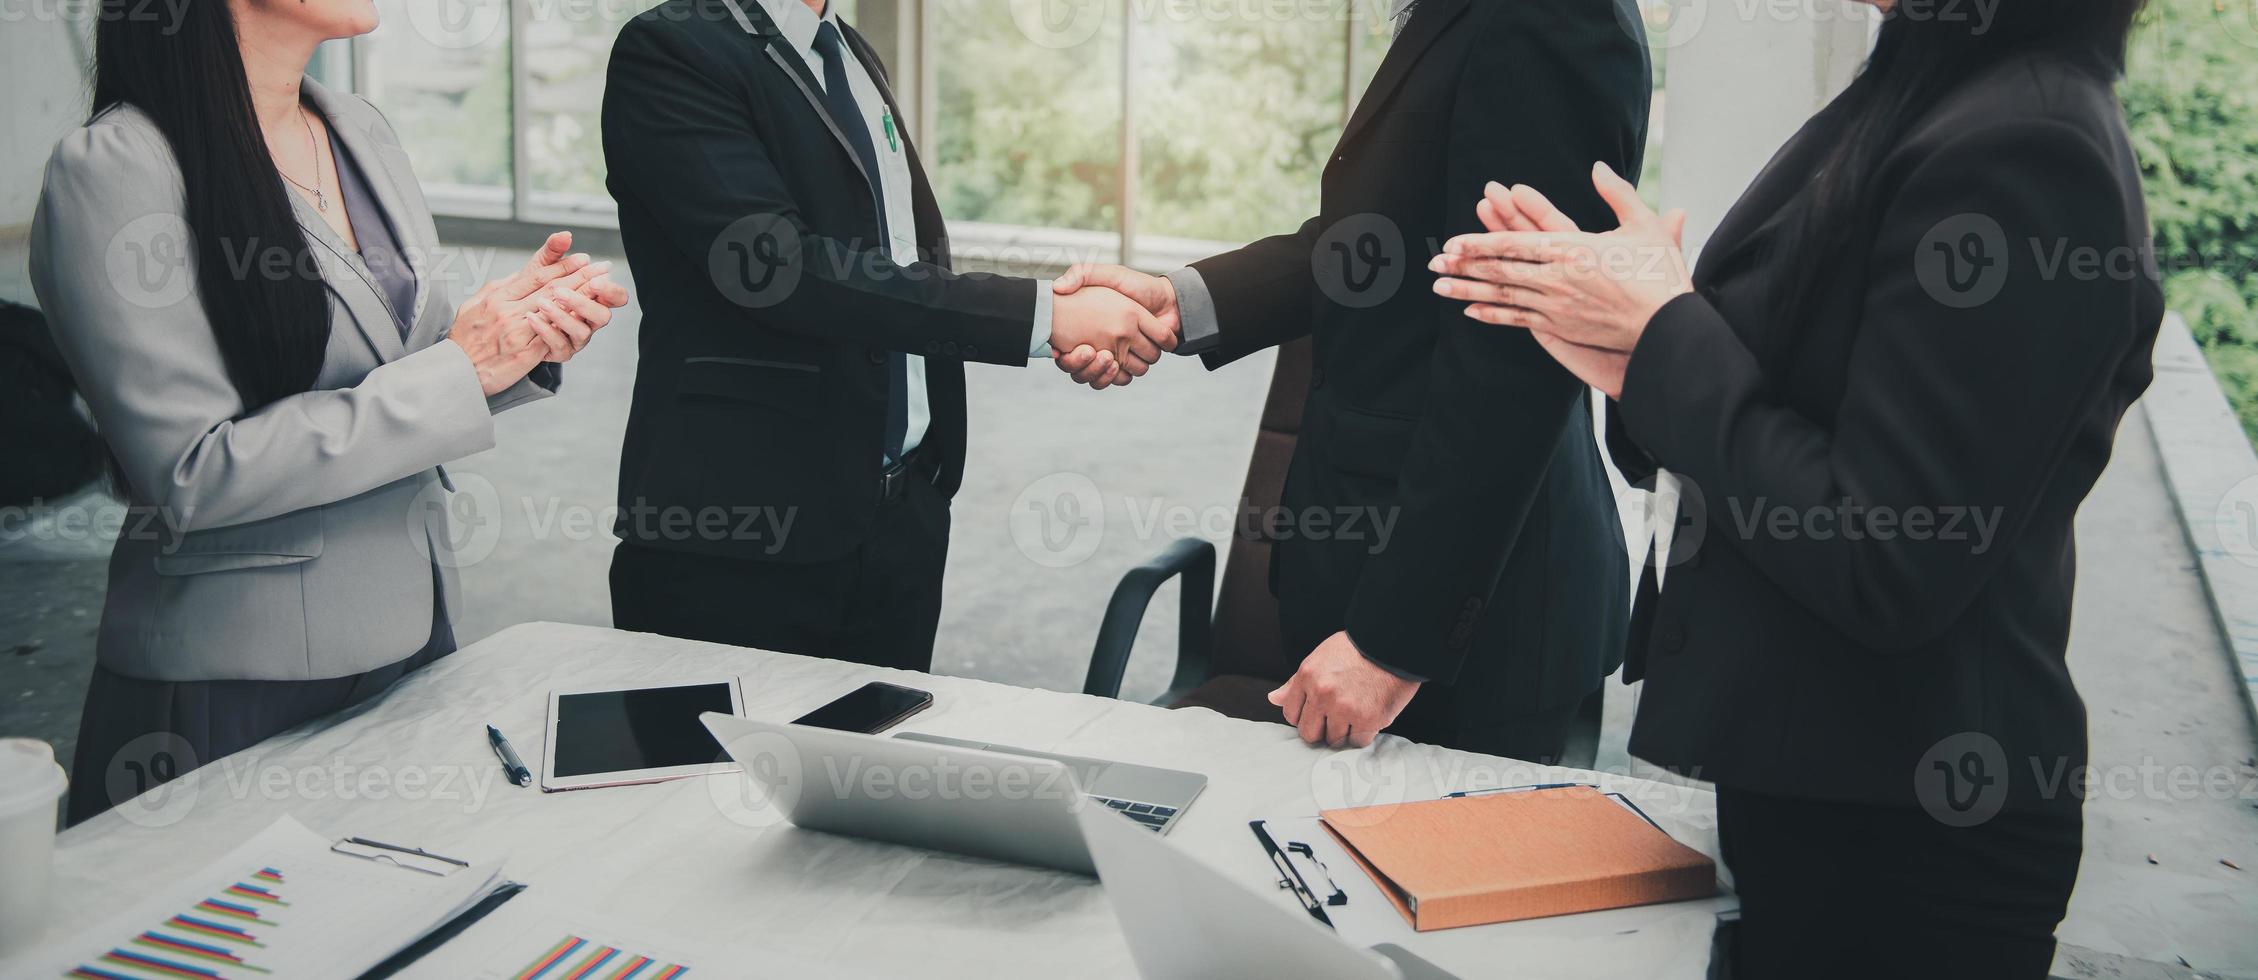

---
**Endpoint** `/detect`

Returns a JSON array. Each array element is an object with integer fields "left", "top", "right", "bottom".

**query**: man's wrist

[
  {"left": 1166, "top": 268, "right": 1222, "bottom": 355},
  {"left": 1029, "top": 280, "right": 1056, "bottom": 359}
]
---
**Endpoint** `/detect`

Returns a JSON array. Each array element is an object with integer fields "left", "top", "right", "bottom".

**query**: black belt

[{"left": 880, "top": 450, "right": 926, "bottom": 503}]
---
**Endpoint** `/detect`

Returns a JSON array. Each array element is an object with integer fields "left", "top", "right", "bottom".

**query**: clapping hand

[
  {"left": 1050, "top": 264, "right": 1182, "bottom": 389},
  {"left": 1428, "top": 163, "right": 1689, "bottom": 398},
  {"left": 448, "top": 232, "right": 631, "bottom": 396},
  {"left": 1436, "top": 177, "right": 1636, "bottom": 398},
  {"left": 509, "top": 231, "right": 631, "bottom": 365}
]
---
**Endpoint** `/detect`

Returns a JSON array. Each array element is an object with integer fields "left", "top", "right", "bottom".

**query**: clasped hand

[
  {"left": 1047, "top": 265, "right": 1182, "bottom": 389},
  {"left": 448, "top": 231, "right": 633, "bottom": 396},
  {"left": 1428, "top": 162, "right": 1692, "bottom": 399}
]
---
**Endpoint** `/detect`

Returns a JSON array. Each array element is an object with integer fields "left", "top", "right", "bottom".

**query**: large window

[
  {"left": 354, "top": 0, "right": 1668, "bottom": 266},
  {"left": 358, "top": 0, "right": 514, "bottom": 216},
  {"left": 929, "top": 0, "right": 1395, "bottom": 268},
  {"left": 1131, "top": 5, "right": 1349, "bottom": 247},
  {"left": 521, "top": 2, "right": 635, "bottom": 219},
  {"left": 930, "top": 0, "right": 1125, "bottom": 235}
]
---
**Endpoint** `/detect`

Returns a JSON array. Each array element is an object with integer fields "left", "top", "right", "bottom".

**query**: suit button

[
  {"left": 868, "top": 351, "right": 886, "bottom": 365},
  {"left": 925, "top": 341, "right": 941, "bottom": 355},
  {"left": 1663, "top": 624, "right": 1688, "bottom": 654},
  {"left": 1310, "top": 367, "right": 1327, "bottom": 389},
  {"left": 942, "top": 341, "right": 960, "bottom": 357}
]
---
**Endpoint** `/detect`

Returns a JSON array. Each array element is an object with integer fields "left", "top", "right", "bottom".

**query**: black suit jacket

[
  {"left": 602, "top": 0, "right": 1035, "bottom": 564},
  {"left": 1192, "top": 0, "right": 1652, "bottom": 724},
  {"left": 1610, "top": 44, "right": 2164, "bottom": 811}
]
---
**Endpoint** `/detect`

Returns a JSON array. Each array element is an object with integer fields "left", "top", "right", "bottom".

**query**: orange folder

[{"left": 1319, "top": 785, "right": 1717, "bottom": 931}]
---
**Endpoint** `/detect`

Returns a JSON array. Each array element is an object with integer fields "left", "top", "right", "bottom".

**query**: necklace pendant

[{"left": 316, "top": 189, "right": 328, "bottom": 213}]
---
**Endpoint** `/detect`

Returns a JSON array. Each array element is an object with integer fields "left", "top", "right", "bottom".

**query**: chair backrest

[{"left": 1206, "top": 337, "right": 1312, "bottom": 683}]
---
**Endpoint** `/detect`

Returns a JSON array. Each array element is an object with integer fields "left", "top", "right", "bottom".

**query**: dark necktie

[{"left": 813, "top": 20, "right": 909, "bottom": 464}]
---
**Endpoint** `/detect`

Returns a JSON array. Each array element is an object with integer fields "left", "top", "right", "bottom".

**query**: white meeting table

[{"left": 47, "top": 623, "right": 1734, "bottom": 979}]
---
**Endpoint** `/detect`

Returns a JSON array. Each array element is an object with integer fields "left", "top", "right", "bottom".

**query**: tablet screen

[{"left": 551, "top": 683, "right": 737, "bottom": 779}]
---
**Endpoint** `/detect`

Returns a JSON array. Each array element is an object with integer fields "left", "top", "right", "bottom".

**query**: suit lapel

[
  {"left": 720, "top": 0, "right": 874, "bottom": 191},
  {"left": 303, "top": 78, "right": 436, "bottom": 341},
  {"left": 1336, "top": 0, "right": 1469, "bottom": 152},
  {"left": 280, "top": 154, "right": 407, "bottom": 364}
]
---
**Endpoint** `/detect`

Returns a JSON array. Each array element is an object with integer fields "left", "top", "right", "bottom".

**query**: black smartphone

[{"left": 791, "top": 682, "right": 935, "bottom": 734}]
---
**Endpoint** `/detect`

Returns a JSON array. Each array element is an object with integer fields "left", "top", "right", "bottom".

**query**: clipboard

[
  {"left": 326, "top": 836, "right": 529, "bottom": 979},
  {"left": 356, "top": 882, "right": 529, "bottom": 979},
  {"left": 1245, "top": 816, "right": 1418, "bottom": 946},
  {"left": 1250, "top": 820, "right": 1349, "bottom": 926},
  {"left": 333, "top": 836, "right": 473, "bottom": 877}
]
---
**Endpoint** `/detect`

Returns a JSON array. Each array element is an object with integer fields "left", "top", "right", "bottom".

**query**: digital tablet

[{"left": 541, "top": 678, "right": 746, "bottom": 792}]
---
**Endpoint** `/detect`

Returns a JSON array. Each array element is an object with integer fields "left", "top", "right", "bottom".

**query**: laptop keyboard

[{"left": 1092, "top": 796, "right": 1179, "bottom": 833}]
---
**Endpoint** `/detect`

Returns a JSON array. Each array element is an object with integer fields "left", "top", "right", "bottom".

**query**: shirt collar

[{"left": 755, "top": 0, "right": 832, "bottom": 57}]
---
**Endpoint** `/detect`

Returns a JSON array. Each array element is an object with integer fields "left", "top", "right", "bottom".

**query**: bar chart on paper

[
  {"left": 65, "top": 867, "right": 293, "bottom": 979},
  {"left": 505, "top": 933, "right": 691, "bottom": 980},
  {"left": 4, "top": 817, "right": 510, "bottom": 980},
  {"left": 388, "top": 897, "right": 719, "bottom": 980}
]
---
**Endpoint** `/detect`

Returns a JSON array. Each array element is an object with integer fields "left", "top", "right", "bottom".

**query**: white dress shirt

[{"left": 758, "top": 0, "right": 1056, "bottom": 460}]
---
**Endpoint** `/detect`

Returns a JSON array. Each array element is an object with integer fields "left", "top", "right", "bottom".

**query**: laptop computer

[
  {"left": 1075, "top": 806, "right": 1459, "bottom": 980},
  {"left": 699, "top": 714, "right": 1206, "bottom": 876},
  {"left": 890, "top": 731, "right": 1204, "bottom": 833}
]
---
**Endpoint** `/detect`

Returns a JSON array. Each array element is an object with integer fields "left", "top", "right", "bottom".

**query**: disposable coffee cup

[{"left": 0, "top": 738, "right": 67, "bottom": 956}]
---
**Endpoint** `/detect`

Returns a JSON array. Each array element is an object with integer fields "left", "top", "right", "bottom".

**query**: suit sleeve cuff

[
  {"left": 1618, "top": 290, "right": 1750, "bottom": 465},
  {"left": 1030, "top": 281, "right": 1055, "bottom": 359},
  {"left": 1345, "top": 629, "right": 1429, "bottom": 685},
  {"left": 1166, "top": 268, "right": 1222, "bottom": 355}
]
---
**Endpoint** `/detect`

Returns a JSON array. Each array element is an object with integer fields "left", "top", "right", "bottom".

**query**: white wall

[
  {"left": 2, "top": 13, "right": 91, "bottom": 305},
  {"left": 1654, "top": 1, "right": 1874, "bottom": 261}
]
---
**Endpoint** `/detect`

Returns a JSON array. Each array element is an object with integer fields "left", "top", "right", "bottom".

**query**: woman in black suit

[{"left": 1431, "top": 1, "right": 2157, "bottom": 975}]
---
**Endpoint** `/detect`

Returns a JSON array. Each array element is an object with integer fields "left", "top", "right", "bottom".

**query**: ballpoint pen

[{"left": 487, "top": 724, "right": 531, "bottom": 787}]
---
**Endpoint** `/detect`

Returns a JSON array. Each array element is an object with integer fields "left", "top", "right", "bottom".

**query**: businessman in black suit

[
  {"left": 1055, "top": 0, "right": 1652, "bottom": 759},
  {"left": 601, "top": 0, "right": 1176, "bottom": 669}
]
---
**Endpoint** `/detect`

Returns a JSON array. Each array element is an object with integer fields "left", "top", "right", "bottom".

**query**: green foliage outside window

[
  {"left": 930, "top": 0, "right": 1126, "bottom": 233},
  {"left": 929, "top": 1, "right": 1384, "bottom": 245},
  {"left": 2122, "top": 0, "right": 2258, "bottom": 437}
]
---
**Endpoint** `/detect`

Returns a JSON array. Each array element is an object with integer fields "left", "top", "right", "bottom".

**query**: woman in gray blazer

[{"left": 34, "top": 0, "right": 628, "bottom": 823}]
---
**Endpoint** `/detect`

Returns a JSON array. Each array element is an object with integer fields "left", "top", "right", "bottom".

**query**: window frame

[{"left": 349, "top": 0, "right": 1688, "bottom": 275}]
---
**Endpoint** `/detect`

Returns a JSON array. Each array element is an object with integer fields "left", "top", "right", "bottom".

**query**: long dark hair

[
  {"left": 92, "top": 0, "right": 330, "bottom": 420},
  {"left": 1775, "top": 0, "right": 2147, "bottom": 334}
]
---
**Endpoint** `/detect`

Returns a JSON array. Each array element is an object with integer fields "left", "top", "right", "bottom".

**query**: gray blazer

[{"left": 29, "top": 78, "right": 551, "bottom": 682}]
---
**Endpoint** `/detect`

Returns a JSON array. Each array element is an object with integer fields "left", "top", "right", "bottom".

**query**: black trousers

[
  {"left": 1717, "top": 785, "right": 2083, "bottom": 980},
  {"left": 610, "top": 473, "right": 949, "bottom": 673}
]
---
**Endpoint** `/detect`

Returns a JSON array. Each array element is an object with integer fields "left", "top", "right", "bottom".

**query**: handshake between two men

[{"left": 1041, "top": 265, "right": 1184, "bottom": 387}]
